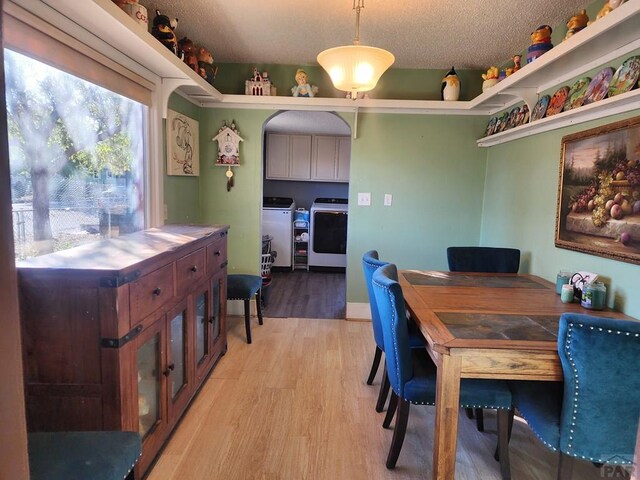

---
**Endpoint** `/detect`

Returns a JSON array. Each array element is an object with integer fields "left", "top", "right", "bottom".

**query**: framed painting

[
  {"left": 555, "top": 116, "right": 640, "bottom": 265},
  {"left": 166, "top": 109, "right": 199, "bottom": 176}
]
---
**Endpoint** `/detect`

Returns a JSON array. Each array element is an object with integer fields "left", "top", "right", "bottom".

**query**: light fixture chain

[{"left": 353, "top": 0, "right": 364, "bottom": 45}]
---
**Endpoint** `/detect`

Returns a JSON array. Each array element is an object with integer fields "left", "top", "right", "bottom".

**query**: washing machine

[
  {"left": 262, "top": 197, "right": 295, "bottom": 269},
  {"left": 309, "top": 198, "right": 348, "bottom": 268}
]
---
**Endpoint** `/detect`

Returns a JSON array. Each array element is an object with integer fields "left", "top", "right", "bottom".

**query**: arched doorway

[{"left": 260, "top": 111, "right": 351, "bottom": 319}]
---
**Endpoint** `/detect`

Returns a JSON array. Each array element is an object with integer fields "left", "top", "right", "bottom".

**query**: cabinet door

[
  {"left": 194, "top": 282, "right": 213, "bottom": 383},
  {"left": 289, "top": 135, "right": 312, "bottom": 180},
  {"left": 312, "top": 136, "right": 337, "bottom": 181},
  {"left": 336, "top": 136, "right": 351, "bottom": 182},
  {"left": 266, "top": 134, "right": 290, "bottom": 179},
  {"left": 166, "top": 299, "right": 191, "bottom": 421},
  {"left": 210, "top": 269, "right": 227, "bottom": 358},
  {"left": 135, "top": 317, "right": 168, "bottom": 472}
]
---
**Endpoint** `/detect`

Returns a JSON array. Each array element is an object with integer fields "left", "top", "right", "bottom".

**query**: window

[{"left": 4, "top": 49, "right": 148, "bottom": 259}]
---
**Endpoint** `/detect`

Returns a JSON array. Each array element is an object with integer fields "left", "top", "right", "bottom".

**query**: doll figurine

[
  {"left": 513, "top": 55, "right": 522, "bottom": 72},
  {"left": 291, "top": 69, "right": 318, "bottom": 97}
]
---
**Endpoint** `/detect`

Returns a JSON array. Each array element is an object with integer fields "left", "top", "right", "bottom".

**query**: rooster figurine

[{"left": 441, "top": 67, "right": 460, "bottom": 101}]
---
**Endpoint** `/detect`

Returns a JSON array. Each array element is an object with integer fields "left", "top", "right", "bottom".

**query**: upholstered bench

[
  {"left": 28, "top": 431, "right": 141, "bottom": 480},
  {"left": 227, "top": 274, "right": 263, "bottom": 344}
]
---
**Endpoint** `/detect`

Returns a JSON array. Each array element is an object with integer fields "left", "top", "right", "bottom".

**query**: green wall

[
  {"left": 481, "top": 110, "right": 640, "bottom": 319},
  {"left": 346, "top": 113, "right": 488, "bottom": 302},
  {"left": 164, "top": 95, "right": 202, "bottom": 224},
  {"left": 190, "top": 105, "right": 488, "bottom": 298}
]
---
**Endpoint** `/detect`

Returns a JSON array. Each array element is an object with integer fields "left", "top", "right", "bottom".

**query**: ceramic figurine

[
  {"left": 196, "top": 46, "right": 218, "bottom": 85},
  {"left": 178, "top": 37, "right": 198, "bottom": 72},
  {"left": 513, "top": 55, "right": 522, "bottom": 72},
  {"left": 440, "top": 67, "right": 460, "bottom": 101},
  {"left": 245, "top": 68, "right": 272, "bottom": 96},
  {"left": 564, "top": 10, "right": 589, "bottom": 41},
  {"left": 291, "top": 69, "right": 318, "bottom": 97},
  {"left": 591, "top": 0, "right": 626, "bottom": 24},
  {"left": 152, "top": 10, "right": 178, "bottom": 55},
  {"left": 527, "top": 25, "right": 553, "bottom": 64},
  {"left": 481, "top": 67, "right": 499, "bottom": 92}
]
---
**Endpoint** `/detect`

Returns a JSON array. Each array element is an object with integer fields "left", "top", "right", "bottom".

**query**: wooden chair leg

[
  {"left": 375, "top": 367, "right": 390, "bottom": 413},
  {"left": 383, "top": 391, "right": 398, "bottom": 428},
  {"left": 496, "top": 408, "right": 515, "bottom": 461},
  {"left": 244, "top": 299, "right": 252, "bottom": 344},
  {"left": 256, "top": 290, "right": 263, "bottom": 325},
  {"left": 386, "top": 398, "right": 410, "bottom": 469},
  {"left": 465, "top": 407, "right": 475, "bottom": 419},
  {"left": 497, "top": 409, "right": 511, "bottom": 480},
  {"left": 366, "top": 346, "right": 383, "bottom": 385},
  {"left": 557, "top": 453, "right": 574, "bottom": 480},
  {"left": 475, "top": 408, "right": 485, "bottom": 431}
]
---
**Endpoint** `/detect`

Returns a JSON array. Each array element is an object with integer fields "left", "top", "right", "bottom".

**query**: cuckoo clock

[{"left": 212, "top": 120, "right": 244, "bottom": 191}]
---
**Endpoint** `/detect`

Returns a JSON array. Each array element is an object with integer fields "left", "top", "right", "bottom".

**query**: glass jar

[
  {"left": 555, "top": 270, "right": 572, "bottom": 294},
  {"left": 581, "top": 281, "right": 606, "bottom": 310},
  {"left": 560, "top": 283, "right": 574, "bottom": 303}
]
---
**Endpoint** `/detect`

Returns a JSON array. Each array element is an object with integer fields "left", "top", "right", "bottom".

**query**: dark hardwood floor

[{"left": 262, "top": 270, "right": 346, "bottom": 319}]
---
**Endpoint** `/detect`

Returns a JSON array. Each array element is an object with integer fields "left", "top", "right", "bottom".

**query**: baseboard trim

[{"left": 346, "top": 302, "right": 371, "bottom": 320}]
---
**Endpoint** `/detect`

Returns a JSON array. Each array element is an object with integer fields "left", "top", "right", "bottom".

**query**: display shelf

[
  {"left": 15, "top": 0, "right": 640, "bottom": 140},
  {"left": 293, "top": 222, "right": 309, "bottom": 271},
  {"left": 37, "top": 0, "right": 223, "bottom": 117},
  {"left": 469, "top": 0, "right": 640, "bottom": 114},
  {"left": 477, "top": 88, "right": 640, "bottom": 147}
]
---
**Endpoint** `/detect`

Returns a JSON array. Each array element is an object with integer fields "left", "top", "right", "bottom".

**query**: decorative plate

[
  {"left": 608, "top": 56, "right": 640, "bottom": 97},
  {"left": 546, "top": 86, "right": 570, "bottom": 116},
  {"left": 564, "top": 77, "right": 591, "bottom": 111},
  {"left": 507, "top": 107, "right": 520, "bottom": 129},
  {"left": 516, "top": 104, "right": 530, "bottom": 126},
  {"left": 496, "top": 112, "right": 508, "bottom": 133},
  {"left": 582, "top": 67, "right": 615, "bottom": 105},
  {"left": 531, "top": 95, "right": 550, "bottom": 122},
  {"left": 485, "top": 117, "right": 497, "bottom": 136}
]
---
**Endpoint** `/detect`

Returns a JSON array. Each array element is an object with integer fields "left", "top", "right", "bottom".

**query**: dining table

[{"left": 398, "top": 270, "right": 632, "bottom": 480}]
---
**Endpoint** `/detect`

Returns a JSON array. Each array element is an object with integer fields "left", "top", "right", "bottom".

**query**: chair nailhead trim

[{"left": 562, "top": 321, "right": 636, "bottom": 464}]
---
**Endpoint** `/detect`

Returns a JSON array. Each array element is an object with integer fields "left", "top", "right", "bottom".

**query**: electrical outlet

[
  {"left": 384, "top": 194, "right": 393, "bottom": 206},
  {"left": 357, "top": 192, "right": 371, "bottom": 206}
]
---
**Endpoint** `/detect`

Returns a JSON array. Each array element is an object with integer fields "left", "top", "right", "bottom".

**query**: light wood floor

[{"left": 148, "top": 316, "right": 605, "bottom": 480}]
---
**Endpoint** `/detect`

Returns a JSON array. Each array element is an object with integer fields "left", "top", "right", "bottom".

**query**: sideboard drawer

[
  {"left": 129, "top": 263, "right": 175, "bottom": 323},
  {"left": 176, "top": 248, "right": 206, "bottom": 297},
  {"left": 206, "top": 237, "right": 227, "bottom": 274}
]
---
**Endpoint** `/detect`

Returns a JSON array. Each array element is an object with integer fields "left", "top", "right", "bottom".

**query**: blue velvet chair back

[
  {"left": 447, "top": 246, "right": 520, "bottom": 273},
  {"left": 372, "top": 264, "right": 412, "bottom": 397},
  {"left": 362, "top": 250, "right": 388, "bottom": 350},
  {"left": 558, "top": 313, "right": 640, "bottom": 463}
]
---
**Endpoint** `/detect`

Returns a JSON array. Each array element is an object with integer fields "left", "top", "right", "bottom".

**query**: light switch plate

[
  {"left": 357, "top": 192, "right": 371, "bottom": 206},
  {"left": 384, "top": 194, "right": 393, "bottom": 206}
]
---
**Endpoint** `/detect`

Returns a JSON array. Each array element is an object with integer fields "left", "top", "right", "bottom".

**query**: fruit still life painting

[{"left": 556, "top": 116, "right": 640, "bottom": 265}]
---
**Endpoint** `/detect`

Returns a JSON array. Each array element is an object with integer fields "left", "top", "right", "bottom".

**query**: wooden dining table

[{"left": 398, "top": 270, "right": 632, "bottom": 480}]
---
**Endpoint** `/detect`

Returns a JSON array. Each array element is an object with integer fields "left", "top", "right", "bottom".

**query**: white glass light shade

[{"left": 317, "top": 44, "right": 394, "bottom": 93}]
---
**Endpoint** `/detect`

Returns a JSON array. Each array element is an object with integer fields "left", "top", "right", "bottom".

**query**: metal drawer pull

[
  {"left": 163, "top": 363, "right": 175, "bottom": 376},
  {"left": 153, "top": 287, "right": 162, "bottom": 296},
  {"left": 190, "top": 265, "right": 198, "bottom": 272},
  {"left": 214, "top": 250, "right": 221, "bottom": 257}
]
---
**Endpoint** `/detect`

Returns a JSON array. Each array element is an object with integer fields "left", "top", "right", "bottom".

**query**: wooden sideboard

[{"left": 17, "top": 224, "right": 229, "bottom": 478}]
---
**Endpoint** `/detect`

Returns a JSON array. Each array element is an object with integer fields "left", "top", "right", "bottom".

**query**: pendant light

[{"left": 317, "top": 0, "right": 394, "bottom": 97}]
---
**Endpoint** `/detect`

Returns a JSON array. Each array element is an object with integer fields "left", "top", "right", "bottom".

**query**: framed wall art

[
  {"left": 166, "top": 109, "right": 199, "bottom": 176},
  {"left": 555, "top": 116, "right": 640, "bottom": 264}
]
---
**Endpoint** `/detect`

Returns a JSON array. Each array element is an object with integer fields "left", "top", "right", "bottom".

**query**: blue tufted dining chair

[
  {"left": 447, "top": 246, "right": 521, "bottom": 275},
  {"left": 372, "top": 263, "right": 513, "bottom": 478},
  {"left": 447, "top": 245, "right": 521, "bottom": 431},
  {"left": 362, "top": 251, "right": 425, "bottom": 413},
  {"left": 510, "top": 313, "right": 640, "bottom": 479}
]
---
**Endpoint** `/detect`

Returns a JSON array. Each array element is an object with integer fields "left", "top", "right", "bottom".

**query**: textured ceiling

[{"left": 147, "top": 0, "right": 591, "bottom": 69}]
